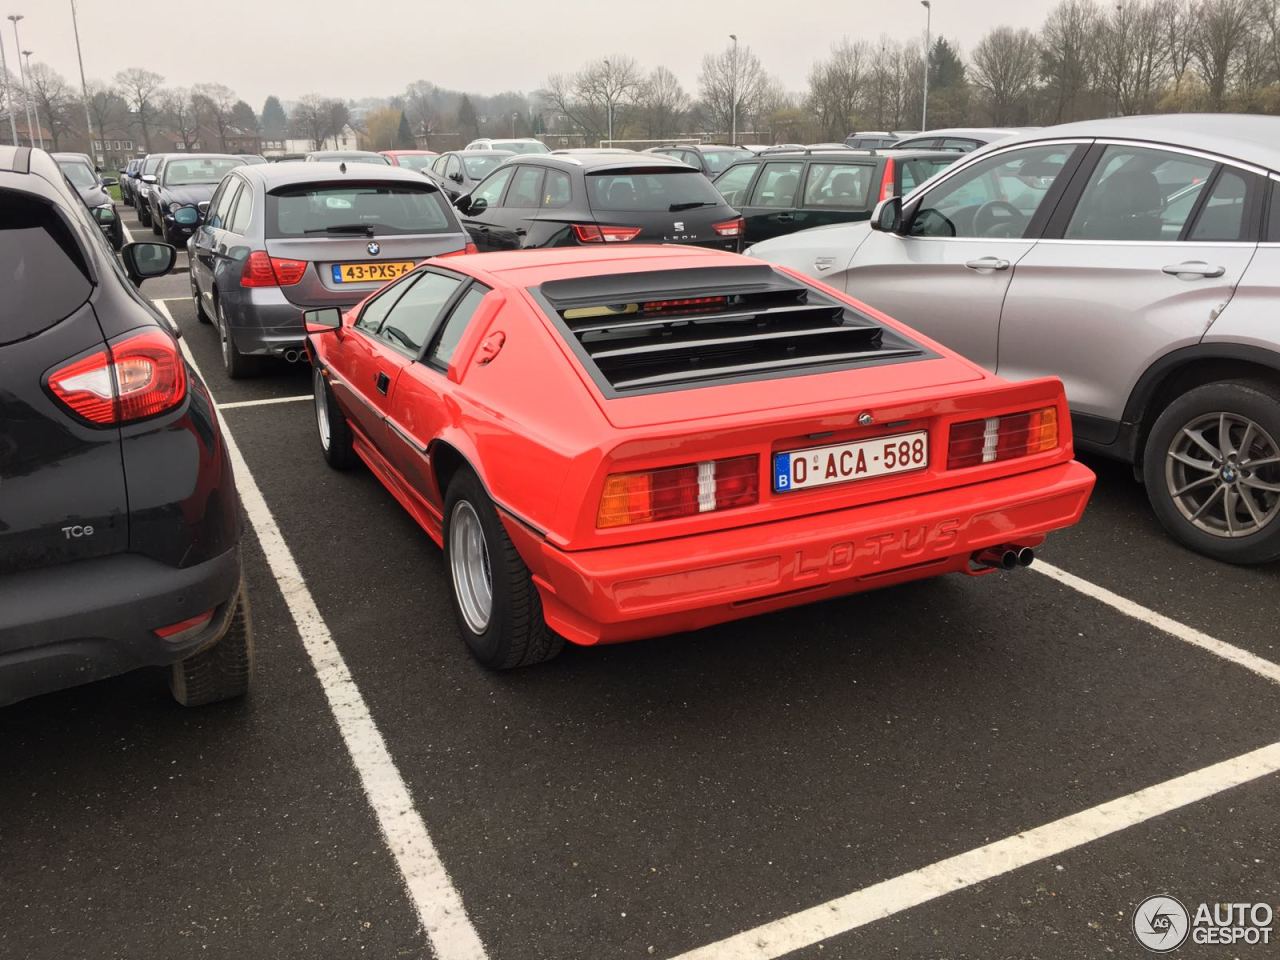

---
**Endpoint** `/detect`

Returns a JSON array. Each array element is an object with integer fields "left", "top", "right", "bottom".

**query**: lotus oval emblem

[{"left": 367, "top": 241, "right": 380, "bottom": 256}]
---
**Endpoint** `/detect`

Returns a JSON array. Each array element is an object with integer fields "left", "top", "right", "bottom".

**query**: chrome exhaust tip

[{"left": 973, "top": 547, "right": 1019, "bottom": 571}]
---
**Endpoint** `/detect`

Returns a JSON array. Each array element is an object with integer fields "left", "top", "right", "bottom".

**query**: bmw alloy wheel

[
  {"left": 449, "top": 500, "right": 493, "bottom": 633},
  {"left": 1165, "top": 411, "right": 1280, "bottom": 538}
]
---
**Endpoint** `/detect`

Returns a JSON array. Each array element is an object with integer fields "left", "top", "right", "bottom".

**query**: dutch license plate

[
  {"left": 773, "top": 430, "right": 929, "bottom": 493},
  {"left": 331, "top": 261, "right": 415, "bottom": 284}
]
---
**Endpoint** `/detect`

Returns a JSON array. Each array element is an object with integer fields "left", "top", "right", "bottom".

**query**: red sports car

[{"left": 304, "top": 247, "right": 1095, "bottom": 668}]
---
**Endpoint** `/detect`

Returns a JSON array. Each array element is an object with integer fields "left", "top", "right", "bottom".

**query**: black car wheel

[
  {"left": 443, "top": 467, "right": 564, "bottom": 669},
  {"left": 1143, "top": 380, "right": 1280, "bottom": 565},
  {"left": 170, "top": 580, "right": 253, "bottom": 706},
  {"left": 137, "top": 201, "right": 150, "bottom": 226},
  {"left": 216, "top": 300, "right": 258, "bottom": 380},
  {"left": 190, "top": 271, "right": 212, "bottom": 324},
  {"left": 151, "top": 209, "right": 162, "bottom": 236}
]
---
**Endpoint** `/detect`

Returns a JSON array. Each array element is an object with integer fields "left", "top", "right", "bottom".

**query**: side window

[
  {"left": 912, "top": 145, "right": 1075, "bottom": 239},
  {"left": 542, "top": 169, "right": 572, "bottom": 208},
  {"left": 1065, "top": 145, "right": 1215, "bottom": 242},
  {"left": 748, "top": 161, "right": 804, "bottom": 208},
  {"left": 205, "top": 180, "right": 228, "bottom": 227},
  {"left": 428, "top": 285, "right": 489, "bottom": 368},
  {"left": 471, "top": 166, "right": 514, "bottom": 207},
  {"left": 803, "top": 163, "right": 872, "bottom": 208},
  {"left": 376, "top": 272, "right": 463, "bottom": 355},
  {"left": 210, "top": 180, "right": 240, "bottom": 230},
  {"left": 227, "top": 182, "right": 253, "bottom": 234},
  {"left": 1187, "top": 168, "right": 1251, "bottom": 242},
  {"left": 356, "top": 273, "right": 419, "bottom": 333},
  {"left": 714, "top": 162, "right": 759, "bottom": 206},
  {"left": 506, "top": 166, "right": 544, "bottom": 208}
]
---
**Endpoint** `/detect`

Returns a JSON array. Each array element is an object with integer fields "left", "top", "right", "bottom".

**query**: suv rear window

[
  {"left": 586, "top": 169, "right": 724, "bottom": 212},
  {"left": 0, "top": 191, "right": 92, "bottom": 346},
  {"left": 266, "top": 183, "right": 455, "bottom": 237}
]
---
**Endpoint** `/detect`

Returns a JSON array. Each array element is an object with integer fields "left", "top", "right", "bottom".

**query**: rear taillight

[
  {"left": 572, "top": 223, "right": 642, "bottom": 243},
  {"left": 240, "top": 250, "right": 307, "bottom": 287},
  {"left": 154, "top": 609, "right": 214, "bottom": 640},
  {"left": 438, "top": 242, "right": 479, "bottom": 257},
  {"left": 947, "top": 407, "right": 1058, "bottom": 469},
  {"left": 596, "top": 455, "right": 759, "bottom": 528},
  {"left": 713, "top": 217, "right": 745, "bottom": 238},
  {"left": 641, "top": 296, "right": 726, "bottom": 314},
  {"left": 878, "top": 157, "right": 896, "bottom": 201},
  {"left": 47, "top": 328, "right": 187, "bottom": 426}
]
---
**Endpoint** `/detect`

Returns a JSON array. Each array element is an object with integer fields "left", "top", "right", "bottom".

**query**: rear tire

[
  {"left": 1143, "top": 379, "right": 1280, "bottom": 565},
  {"left": 191, "top": 272, "right": 212, "bottom": 324},
  {"left": 313, "top": 364, "right": 356, "bottom": 469},
  {"left": 443, "top": 468, "right": 563, "bottom": 669},
  {"left": 218, "top": 301, "right": 258, "bottom": 380},
  {"left": 170, "top": 581, "right": 253, "bottom": 706},
  {"left": 151, "top": 207, "right": 162, "bottom": 236}
]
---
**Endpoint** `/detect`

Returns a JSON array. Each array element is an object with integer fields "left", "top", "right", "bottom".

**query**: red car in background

[
  {"left": 379, "top": 149, "right": 438, "bottom": 174},
  {"left": 304, "top": 247, "right": 1095, "bottom": 669}
]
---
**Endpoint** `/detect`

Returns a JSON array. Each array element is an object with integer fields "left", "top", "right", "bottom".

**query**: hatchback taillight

[
  {"left": 240, "top": 250, "right": 307, "bottom": 287},
  {"left": 947, "top": 407, "right": 1058, "bottom": 469},
  {"left": 47, "top": 328, "right": 187, "bottom": 426},
  {"left": 713, "top": 217, "right": 745, "bottom": 238},
  {"left": 878, "top": 157, "right": 896, "bottom": 201},
  {"left": 597, "top": 455, "right": 759, "bottom": 528},
  {"left": 573, "top": 223, "right": 642, "bottom": 243}
]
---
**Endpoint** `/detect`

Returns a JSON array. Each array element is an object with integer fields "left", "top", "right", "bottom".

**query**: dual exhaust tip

[
  {"left": 972, "top": 545, "right": 1035, "bottom": 571},
  {"left": 282, "top": 349, "right": 303, "bottom": 364}
]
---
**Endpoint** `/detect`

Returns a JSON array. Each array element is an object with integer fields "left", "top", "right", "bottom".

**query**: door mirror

[
  {"left": 303, "top": 307, "right": 343, "bottom": 333},
  {"left": 101, "top": 176, "right": 118, "bottom": 187},
  {"left": 173, "top": 204, "right": 200, "bottom": 226},
  {"left": 871, "top": 196, "right": 903, "bottom": 234},
  {"left": 92, "top": 205, "right": 117, "bottom": 225},
  {"left": 120, "top": 241, "right": 176, "bottom": 285},
  {"left": 141, "top": 173, "right": 158, "bottom": 184},
  {"left": 454, "top": 194, "right": 472, "bottom": 214}
]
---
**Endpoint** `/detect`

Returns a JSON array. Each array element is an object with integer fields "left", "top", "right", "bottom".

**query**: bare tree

[
  {"left": 807, "top": 39, "right": 868, "bottom": 140},
  {"left": 1040, "top": 0, "right": 1100, "bottom": 122},
  {"left": 698, "top": 41, "right": 766, "bottom": 137},
  {"left": 403, "top": 80, "right": 439, "bottom": 140},
  {"left": 161, "top": 88, "right": 201, "bottom": 150},
  {"left": 1190, "top": 0, "right": 1253, "bottom": 109},
  {"left": 635, "top": 66, "right": 688, "bottom": 139},
  {"left": 193, "top": 82, "right": 236, "bottom": 151},
  {"left": 87, "top": 83, "right": 128, "bottom": 151},
  {"left": 541, "top": 56, "right": 642, "bottom": 143},
  {"left": 26, "top": 63, "right": 75, "bottom": 150},
  {"left": 970, "top": 27, "right": 1040, "bottom": 123},
  {"left": 114, "top": 67, "right": 164, "bottom": 152},
  {"left": 1162, "top": 0, "right": 1198, "bottom": 96},
  {"left": 290, "top": 94, "right": 327, "bottom": 150},
  {"left": 324, "top": 99, "right": 351, "bottom": 147}
]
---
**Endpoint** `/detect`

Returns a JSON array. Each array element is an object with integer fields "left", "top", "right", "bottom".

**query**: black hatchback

[
  {"left": 453, "top": 154, "right": 744, "bottom": 252},
  {"left": 0, "top": 146, "right": 251, "bottom": 708},
  {"left": 711, "top": 148, "right": 961, "bottom": 244}
]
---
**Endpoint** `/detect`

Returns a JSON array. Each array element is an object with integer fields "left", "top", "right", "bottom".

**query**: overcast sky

[{"left": 14, "top": 0, "right": 1061, "bottom": 108}]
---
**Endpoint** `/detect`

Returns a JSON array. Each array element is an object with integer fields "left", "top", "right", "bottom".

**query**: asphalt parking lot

[{"left": 2, "top": 205, "right": 1279, "bottom": 960}]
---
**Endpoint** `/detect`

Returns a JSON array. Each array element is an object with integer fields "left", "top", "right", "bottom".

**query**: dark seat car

[
  {"left": 0, "top": 146, "right": 251, "bottom": 707},
  {"left": 453, "top": 153, "right": 744, "bottom": 253},
  {"left": 427, "top": 149, "right": 515, "bottom": 201},
  {"left": 188, "top": 161, "right": 471, "bottom": 378},
  {"left": 644, "top": 143, "right": 753, "bottom": 178},
  {"left": 712, "top": 148, "right": 961, "bottom": 244},
  {"left": 305, "top": 150, "right": 390, "bottom": 165},
  {"left": 53, "top": 151, "right": 123, "bottom": 249},
  {"left": 147, "top": 153, "right": 247, "bottom": 245}
]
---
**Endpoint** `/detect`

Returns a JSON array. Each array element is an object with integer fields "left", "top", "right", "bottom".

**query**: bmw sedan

[
  {"left": 188, "top": 161, "right": 471, "bottom": 378},
  {"left": 749, "top": 114, "right": 1280, "bottom": 564}
]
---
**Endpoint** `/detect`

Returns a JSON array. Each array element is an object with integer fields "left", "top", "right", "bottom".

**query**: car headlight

[{"left": 168, "top": 201, "right": 183, "bottom": 214}]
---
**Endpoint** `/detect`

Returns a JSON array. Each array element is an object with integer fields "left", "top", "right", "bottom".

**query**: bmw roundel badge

[{"left": 367, "top": 241, "right": 380, "bottom": 256}]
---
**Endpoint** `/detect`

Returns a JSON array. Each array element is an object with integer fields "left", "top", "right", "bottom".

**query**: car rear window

[
  {"left": 463, "top": 155, "right": 507, "bottom": 179},
  {"left": 395, "top": 154, "right": 435, "bottom": 172},
  {"left": 490, "top": 141, "right": 549, "bottom": 154},
  {"left": 266, "top": 182, "right": 455, "bottom": 237},
  {"left": 699, "top": 149, "right": 752, "bottom": 175},
  {"left": 59, "top": 161, "right": 97, "bottom": 190},
  {"left": 0, "top": 191, "right": 92, "bottom": 346},
  {"left": 900, "top": 157, "right": 957, "bottom": 193},
  {"left": 586, "top": 169, "right": 724, "bottom": 212}
]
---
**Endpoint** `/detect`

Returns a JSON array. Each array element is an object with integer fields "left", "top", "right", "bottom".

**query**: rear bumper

[
  {"left": 222, "top": 287, "right": 355, "bottom": 357},
  {"left": 0, "top": 547, "right": 242, "bottom": 706},
  {"left": 520, "top": 461, "right": 1094, "bottom": 645}
]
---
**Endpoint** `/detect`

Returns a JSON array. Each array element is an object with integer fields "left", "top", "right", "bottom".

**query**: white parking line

[
  {"left": 1032, "top": 561, "right": 1280, "bottom": 685},
  {"left": 155, "top": 301, "right": 488, "bottom": 960},
  {"left": 668, "top": 741, "right": 1280, "bottom": 960},
  {"left": 218, "top": 395, "right": 312, "bottom": 410}
]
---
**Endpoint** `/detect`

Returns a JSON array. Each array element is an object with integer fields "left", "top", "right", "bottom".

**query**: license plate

[
  {"left": 773, "top": 430, "right": 929, "bottom": 493},
  {"left": 331, "top": 261, "right": 415, "bottom": 284}
]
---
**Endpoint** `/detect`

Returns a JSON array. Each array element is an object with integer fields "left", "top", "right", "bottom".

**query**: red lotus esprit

[{"left": 303, "top": 246, "right": 1095, "bottom": 668}]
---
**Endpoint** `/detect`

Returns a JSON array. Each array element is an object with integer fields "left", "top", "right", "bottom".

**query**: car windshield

[
  {"left": 142, "top": 156, "right": 163, "bottom": 174},
  {"left": 489, "top": 141, "right": 549, "bottom": 154},
  {"left": 463, "top": 155, "right": 507, "bottom": 178},
  {"left": 59, "top": 161, "right": 97, "bottom": 190},
  {"left": 163, "top": 158, "right": 245, "bottom": 186},
  {"left": 267, "top": 183, "right": 454, "bottom": 237},
  {"left": 395, "top": 154, "right": 436, "bottom": 171},
  {"left": 586, "top": 169, "right": 724, "bottom": 211}
]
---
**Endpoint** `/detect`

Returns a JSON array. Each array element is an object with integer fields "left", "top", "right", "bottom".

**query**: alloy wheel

[
  {"left": 313, "top": 367, "right": 331, "bottom": 451},
  {"left": 1165, "top": 411, "right": 1280, "bottom": 538},
  {"left": 449, "top": 500, "right": 494, "bottom": 633}
]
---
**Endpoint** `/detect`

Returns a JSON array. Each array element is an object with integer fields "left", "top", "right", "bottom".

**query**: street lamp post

[
  {"left": 0, "top": 28, "right": 16, "bottom": 144},
  {"left": 22, "top": 48, "right": 39, "bottom": 149},
  {"left": 7, "top": 14, "right": 32, "bottom": 146},
  {"left": 602, "top": 57, "right": 613, "bottom": 146},
  {"left": 729, "top": 34, "right": 738, "bottom": 146},
  {"left": 70, "top": 0, "right": 100, "bottom": 167},
  {"left": 920, "top": 1, "right": 932, "bottom": 131},
  {"left": 511, "top": 111, "right": 518, "bottom": 138}
]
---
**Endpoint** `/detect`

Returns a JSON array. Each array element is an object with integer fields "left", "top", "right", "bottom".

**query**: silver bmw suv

[{"left": 750, "top": 114, "right": 1280, "bottom": 564}]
